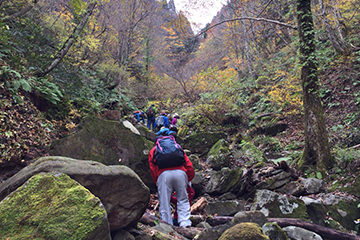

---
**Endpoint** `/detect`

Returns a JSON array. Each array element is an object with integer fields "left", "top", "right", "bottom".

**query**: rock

[
  {"left": 218, "top": 192, "right": 237, "bottom": 200},
  {"left": 250, "top": 190, "right": 308, "bottom": 219},
  {"left": 191, "top": 171, "right": 205, "bottom": 198},
  {"left": 300, "top": 178, "right": 325, "bottom": 195},
  {"left": 204, "top": 168, "right": 243, "bottom": 195},
  {"left": 196, "top": 221, "right": 212, "bottom": 229},
  {"left": 276, "top": 181, "right": 303, "bottom": 196},
  {"left": 123, "top": 120, "right": 141, "bottom": 135},
  {"left": 341, "top": 174, "right": 360, "bottom": 197},
  {"left": 218, "top": 222, "right": 270, "bottom": 240},
  {"left": 0, "top": 156, "right": 149, "bottom": 231},
  {"left": 151, "top": 223, "right": 185, "bottom": 239},
  {"left": 282, "top": 226, "right": 322, "bottom": 240},
  {"left": 206, "top": 139, "right": 231, "bottom": 170},
  {"left": 197, "top": 223, "right": 232, "bottom": 240},
  {"left": 205, "top": 200, "right": 246, "bottom": 216},
  {"left": 49, "top": 117, "right": 154, "bottom": 189},
  {"left": 113, "top": 230, "right": 136, "bottom": 240},
  {"left": 233, "top": 141, "right": 265, "bottom": 165},
  {"left": 0, "top": 172, "right": 111, "bottom": 240},
  {"left": 183, "top": 132, "right": 226, "bottom": 155},
  {"left": 262, "top": 222, "right": 289, "bottom": 240},
  {"left": 232, "top": 211, "right": 267, "bottom": 226},
  {"left": 189, "top": 154, "right": 203, "bottom": 171}
]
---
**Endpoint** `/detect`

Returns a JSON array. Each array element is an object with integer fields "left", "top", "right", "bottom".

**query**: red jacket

[{"left": 148, "top": 146, "right": 195, "bottom": 184}]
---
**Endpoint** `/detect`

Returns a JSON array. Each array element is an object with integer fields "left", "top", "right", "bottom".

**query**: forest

[{"left": 0, "top": 0, "right": 360, "bottom": 239}]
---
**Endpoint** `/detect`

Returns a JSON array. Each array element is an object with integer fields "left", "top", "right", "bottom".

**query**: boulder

[
  {"left": 0, "top": 172, "right": 111, "bottom": 240},
  {"left": 231, "top": 211, "right": 267, "bottom": 227},
  {"left": 205, "top": 200, "right": 246, "bottom": 216},
  {"left": 49, "top": 117, "right": 154, "bottom": 189},
  {"left": 0, "top": 156, "right": 150, "bottom": 231},
  {"left": 206, "top": 139, "right": 231, "bottom": 170},
  {"left": 300, "top": 178, "right": 325, "bottom": 195},
  {"left": 282, "top": 226, "right": 322, "bottom": 240},
  {"left": 183, "top": 132, "right": 226, "bottom": 155},
  {"left": 233, "top": 141, "right": 265, "bottom": 165},
  {"left": 218, "top": 222, "right": 270, "bottom": 240},
  {"left": 204, "top": 168, "right": 243, "bottom": 195},
  {"left": 262, "top": 222, "right": 289, "bottom": 240},
  {"left": 250, "top": 190, "right": 308, "bottom": 219},
  {"left": 197, "top": 223, "right": 233, "bottom": 240}
]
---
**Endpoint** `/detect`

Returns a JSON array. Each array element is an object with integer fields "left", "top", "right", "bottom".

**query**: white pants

[{"left": 157, "top": 170, "right": 191, "bottom": 227}]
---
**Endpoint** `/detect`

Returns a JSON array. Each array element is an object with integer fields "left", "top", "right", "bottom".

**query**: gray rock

[
  {"left": 205, "top": 200, "right": 246, "bottom": 216},
  {"left": 196, "top": 221, "right": 212, "bottom": 229},
  {"left": 250, "top": 190, "right": 308, "bottom": 219},
  {"left": 262, "top": 222, "right": 289, "bottom": 240},
  {"left": 151, "top": 223, "right": 186, "bottom": 239},
  {"left": 0, "top": 156, "right": 149, "bottom": 231},
  {"left": 183, "top": 132, "right": 226, "bottom": 155},
  {"left": 232, "top": 211, "right": 267, "bottom": 226},
  {"left": 300, "top": 178, "right": 325, "bottom": 194},
  {"left": 197, "top": 223, "right": 232, "bottom": 240},
  {"left": 282, "top": 226, "right": 322, "bottom": 240},
  {"left": 218, "top": 192, "right": 237, "bottom": 200}
]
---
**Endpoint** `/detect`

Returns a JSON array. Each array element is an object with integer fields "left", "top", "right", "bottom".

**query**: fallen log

[
  {"left": 268, "top": 218, "right": 360, "bottom": 240},
  {"left": 191, "top": 197, "right": 208, "bottom": 214}
]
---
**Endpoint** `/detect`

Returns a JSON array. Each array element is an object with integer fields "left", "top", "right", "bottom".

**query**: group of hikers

[
  {"left": 132, "top": 104, "right": 194, "bottom": 228},
  {"left": 133, "top": 104, "right": 180, "bottom": 133}
]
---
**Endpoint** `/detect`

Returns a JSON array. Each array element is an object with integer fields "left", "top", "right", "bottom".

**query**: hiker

[
  {"left": 146, "top": 104, "right": 156, "bottom": 130},
  {"left": 171, "top": 113, "right": 180, "bottom": 126},
  {"left": 133, "top": 110, "right": 145, "bottom": 124},
  {"left": 154, "top": 110, "right": 169, "bottom": 132},
  {"left": 148, "top": 130, "right": 194, "bottom": 228}
]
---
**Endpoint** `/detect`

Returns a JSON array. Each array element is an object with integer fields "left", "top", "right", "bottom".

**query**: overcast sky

[{"left": 172, "top": 0, "right": 228, "bottom": 32}]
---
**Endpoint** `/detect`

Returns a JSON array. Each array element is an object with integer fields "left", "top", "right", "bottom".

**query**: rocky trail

[{"left": 0, "top": 117, "right": 359, "bottom": 240}]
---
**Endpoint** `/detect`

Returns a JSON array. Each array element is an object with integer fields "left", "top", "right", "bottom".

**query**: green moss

[
  {"left": 0, "top": 173, "right": 107, "bottom": 240},
  {"left": 218, "top": 222, "right": 270, "bottom": 240},
  {"left": 342, "top": 175, "right": 360, "bottom": 197}
]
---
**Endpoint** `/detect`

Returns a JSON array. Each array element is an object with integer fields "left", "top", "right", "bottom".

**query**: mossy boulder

[
  {"left": 218, "top": 222, "right": 270, "bottom": 240},
  {"left": 206, "top": 139, "right": 231, "bottom": 170},
  {"left": 183, "top": 131, "right": 226, "bottom": 155},
  {"left": 250, "top": 190, "right": 308, "bottom": 219},
  {"left": 0, "top": 156, "right": 149, "bottom": 231},
  {"left": 50, "top": 117, "right": 154, "bottom": 189},
  {"left": 205, "top": 200, "right": 246, "bottom": 216},
  {"left": 0, "top": 172, "right": 110, "bottom": 240},
  {"left": 233, "top": 141, "right": 266, "bottom": 165},
  {"left": 204, "top": 168, "right": 243, "bottom": 195},
  {"left": 342, "top": 175, "right": 360, "bottom": 197},
  {"left": 231, "top": 211, "right": 267, "bottom": 227}
]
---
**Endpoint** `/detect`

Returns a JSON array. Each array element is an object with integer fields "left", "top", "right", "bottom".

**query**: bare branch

[{"left": 195, "top": 17, "right": 297, "bottom": 38}]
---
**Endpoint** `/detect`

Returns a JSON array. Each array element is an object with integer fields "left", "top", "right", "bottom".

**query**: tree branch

[
  {"left": 36, "top": 2, "right": 97, "bottom": 77},
  {"left": 195, "top": 17, "right": 297, "bottom": 38},
  {"left": 2, "top": 0, "right": 38, "bottom": 21}
]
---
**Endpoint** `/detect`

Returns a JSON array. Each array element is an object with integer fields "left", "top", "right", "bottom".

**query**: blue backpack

[
  {"left": 155, "top": 115, "right": 165, "bottom": 127},
  {"left": 154, "top": 135, "right": 185, "bottom": 169}
]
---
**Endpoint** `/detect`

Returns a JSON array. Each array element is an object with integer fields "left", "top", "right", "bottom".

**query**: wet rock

[{"left": 282, "top": 226, "right": 322, "bottom": 240}]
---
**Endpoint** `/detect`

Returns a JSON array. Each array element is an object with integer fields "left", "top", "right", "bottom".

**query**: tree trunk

[
  {"left": 269, "top": 218, "right": 360, "bottom": 240},
  {"left": 296, "top": 0, "right": 333, "bottom": 171},
  {"left": 36, "top": 2, "right": 97, "bottom": 77}
]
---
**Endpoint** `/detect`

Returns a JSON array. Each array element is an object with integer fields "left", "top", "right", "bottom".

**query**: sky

[{"left": 172, "top": 0, "right": 228, "bottom": 32}]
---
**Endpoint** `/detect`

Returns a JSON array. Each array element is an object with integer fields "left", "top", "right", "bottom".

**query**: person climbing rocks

[
  {"left": 148, "top": 129, "right": 194, "bottom": 228},
  {"left": 133, "top": 110, "right": 145, "bottom": 124},
  {"left": 146, "top": 104, "right": 156, "bottom": 130},
  {"left": 171, "top": 113, "right": 180, "bottom": 126},
  {"left": 154, "top": 110, "right": 169, "bottom": 132}
]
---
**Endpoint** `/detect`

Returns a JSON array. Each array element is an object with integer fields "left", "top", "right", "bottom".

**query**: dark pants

[{"left": 147, "top": 116, "right": 155, "bottom": 130}]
